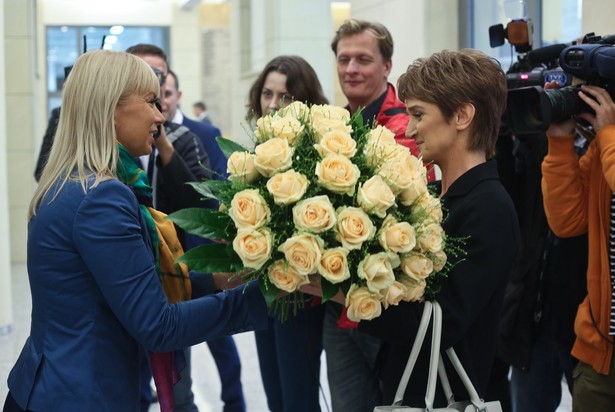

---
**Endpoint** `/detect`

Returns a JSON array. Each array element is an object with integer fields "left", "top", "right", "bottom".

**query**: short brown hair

[
  {"left": 331, "top": 19, "right": 393, "bottom": 61},
  {"left": 125, "top": 44, "right": 168, "bottom": 65},
  {"left": 246, "top": 55, "right": 328, "bottom": 121},
  {"left": 398, "top": 49, "right": 506, "bottom": 158}
]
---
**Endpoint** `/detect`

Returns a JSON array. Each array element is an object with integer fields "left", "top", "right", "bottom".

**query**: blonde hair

[{"left": 29, "top": 50, "right": 160, "bottom": 217}]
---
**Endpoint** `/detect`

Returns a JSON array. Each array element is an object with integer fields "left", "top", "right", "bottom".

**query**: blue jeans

[
  {"left": 254, "top": 303, "right": 325, "bottom": 412},
  {"left": 322, "top": 305, "right": 382, "bottom": 412},
  {"left": 174, "top": 338, "right": 245, "bottom": 412},
  {"left": 510, "top": 332, "right": 575, "bottom": 412}
]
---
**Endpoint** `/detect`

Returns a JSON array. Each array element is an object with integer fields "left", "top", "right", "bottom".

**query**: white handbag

[{"left": 374, "top": 301, "right": 502, "bottom": 412}]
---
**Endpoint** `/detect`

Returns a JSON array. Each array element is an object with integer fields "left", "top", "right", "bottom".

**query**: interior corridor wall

[
  {"left": 1, "top": 0, "right": 14, "bottom": 331},
  {"left": 349, "top": 0, "right": 459, "bottom": 90}
]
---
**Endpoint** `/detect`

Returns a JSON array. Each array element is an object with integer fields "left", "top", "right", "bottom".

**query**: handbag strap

[
  {"left": 437, "top": 356, "right": 455, "bottom": 404},
  {"left": 432, "top": 302, "right": 488, "bottom": 410},
  {"left": 424, "top": 299, "right": 442, "bottom": 410},
  {"left": 391, "top": 301, "right": 433, "bottom": 405},
  {"left": 394, "top": 301, "right": 489, "bottom": 410},
  {"left": 444, "top": 347, "right": 486, "bottom": 409}
]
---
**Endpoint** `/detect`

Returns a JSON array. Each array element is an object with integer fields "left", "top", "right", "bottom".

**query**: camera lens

[
  {"left": 507, "top": 85, "right": 595, "bottom": 134},
  {"left": 545, "top": 86, "right": 582, "bottom": 123},
  {"left": 507, "top": 86, "right": 549, "bottom": 134}
]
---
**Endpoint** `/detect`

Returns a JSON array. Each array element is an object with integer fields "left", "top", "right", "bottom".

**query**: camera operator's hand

[
  {"left": 545, "top": 80, "right": 577, "bottom": 137},
  {"left": 577, "top": 84, "right": 615, "bottom": 132}
]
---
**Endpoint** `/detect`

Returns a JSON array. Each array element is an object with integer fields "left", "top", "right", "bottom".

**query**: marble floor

[{"left": 1, "top": 264, "right": 571, "bottom": 412}]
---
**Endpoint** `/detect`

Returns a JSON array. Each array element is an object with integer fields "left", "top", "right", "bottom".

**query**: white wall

[
  {"left": 582, "top": 0, "right": 615, "bottom": 38},
  {"left": 0, "top": 0, "right": 14, "bottom": 330}
]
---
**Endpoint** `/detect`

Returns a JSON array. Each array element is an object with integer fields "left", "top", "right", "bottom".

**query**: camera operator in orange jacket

[{"left": 541, "top": 82, "right": 615, "bottom": 411}]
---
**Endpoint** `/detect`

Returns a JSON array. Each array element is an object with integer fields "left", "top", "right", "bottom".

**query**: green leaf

[
  {"left": 217, "top": 136, "right": 251, "bottom": 158},
  {"left": 167, "top": 208, "right": 232, "bottom": 240},
  {"left": 188, "top": 180, "right": 233, "bottom": 201},
  {"left": 177, "top": 243, "right": 244, "bottom": 273},
  {"left": 321, "top": 278, "right": 341, "bottom": 304},
  {"left": 258, "top": 276, "right": 280, "bottom": 308}
]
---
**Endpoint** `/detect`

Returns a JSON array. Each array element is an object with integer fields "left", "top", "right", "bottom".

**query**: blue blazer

[
  {"left": 182, "top": 116, "right": 228, "bottom": 179},
  {"left": 7, "top": 178, "right": 267, "bottom": 411}
]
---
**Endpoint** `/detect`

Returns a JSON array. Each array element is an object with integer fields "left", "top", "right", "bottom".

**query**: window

[
  {"left": 46, "top": 25, "right": 169, "bottom": 115},
  {"left": 461, "top": 0, "right": 582, "bottom": 73}
]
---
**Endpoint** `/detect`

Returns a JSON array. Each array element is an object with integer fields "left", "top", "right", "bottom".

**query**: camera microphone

[
  {"left": 527, "top": 43, "right": 567, "bottom": 66},
  {"left": 597, "top": 34, "right": 615, "bottom": 45}
]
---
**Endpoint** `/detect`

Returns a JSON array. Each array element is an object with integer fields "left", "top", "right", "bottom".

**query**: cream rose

[
  {"left": 232, "top": 227, "right": 273, "bottom": 270},
  {"left": 363, "top": 127, "right": 401, "bottom": 167},
  {"left": 266, "top": 170, "right": 309, "bottom": 205},
  {"left": 399, "top": 277, "right": 426, "bottom": 302},
  {"left": 254, "top": 137, "right": 294, "bottom": 177},
  {"left": 399, "top": 176, "right": 429, "bottom": 206},
  {"left": 254, "top": 115, "right": 274, "bottom": 142},
  {"left": 382, "top": 281, "right": 408, "bottom": 309},
  {"left": 318, "top": 247, "right": 350, "bottom": 284},
  {"left": 312, "top": 117, "right": 353, "bottom": 142},
  {"left": 431, "top": 249, "right": 448, "bottom": 272},
  {"left": 278, "top": 233, "right": 324, "bottom": 276},
  {"left": 357, "top": 252, "right": 396, "bottom": 293},
  {"left": 292, "top": 195, "right": 337, "bottom": 233},
  {"left": 279, "top": 101, "right": 309, "bottom": 121},
  {"left": 267, "top": 259, "right": 310, "bottom": 293},
  {"left": 310, "top": 104, "right": 351, "bottom": 123},
  {"left": 228, "top": 189, "right": 270, "bottom": 229},
  {"left": 357, "top": 175, "right": 395, "bottom": 218},
  {"left": 314, "top": 129, "right": 357, "bottom": 159},
  {"left": 400, "top": 252, "right": 434, "bottom": 280},
  {"left": 270, "top": 116, "right": 305, "bottom": 146},
  {"left": 416, "top": 222, "right": 445, "bottom": 253},
  {"left": 378, "top": 217, "right": 416, "bottom": 254},
  {"left": 315, "top": 154, "right": 360, "bottom": 196},
  {"left": 227, "top": 151, "right": 260, "bottom": 183},
  {"left": 345, "top": 284, "right": 382, "bottom": 322},
  {"left": 335, "top": 206, "right": 376, "bottom": 250},
  {"left": 411, "top": 192, "right": 444, "bottom": 224},
  {"left": 377, "top": 149, "right": 422, "bottom": 194},
  {"left": 366, "top": 125, "right": 397, "bottom": 145}
]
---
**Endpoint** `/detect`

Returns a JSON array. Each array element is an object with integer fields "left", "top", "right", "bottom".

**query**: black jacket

[
  {"left": 152, "top": 121, "right": 211, "bottom": 214},
  {"left": 35, "top": 107, "right": 61, "bottom": 182},
  {"left": 495, "top": 134, "right": 587, "bottom": 370},
  {"left": 359, "top": 160, "right": 520, "bottom": 407}
]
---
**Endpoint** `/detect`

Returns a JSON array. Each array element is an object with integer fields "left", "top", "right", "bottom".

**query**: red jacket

[{"left": 376, "top": 83, "right": 416, "bottom": 150}]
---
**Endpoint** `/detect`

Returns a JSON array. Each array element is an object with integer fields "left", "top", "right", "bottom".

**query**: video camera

[{"left": 493, "top": 24, "right": 615, "bottom": 135}]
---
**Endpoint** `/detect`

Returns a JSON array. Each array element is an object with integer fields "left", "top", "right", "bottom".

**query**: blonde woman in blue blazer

[{"left": 4, "top": 50, "right": 267, "bottom": 412}]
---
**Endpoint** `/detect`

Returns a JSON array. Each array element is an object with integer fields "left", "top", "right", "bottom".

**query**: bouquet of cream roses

[{"left": 169, "top": 102, "right": 455, "bottom": 321}]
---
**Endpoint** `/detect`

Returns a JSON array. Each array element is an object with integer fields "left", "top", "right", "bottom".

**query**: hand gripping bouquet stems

[{"left": 168, "top": 101, "right": 463, "bottom": 320}]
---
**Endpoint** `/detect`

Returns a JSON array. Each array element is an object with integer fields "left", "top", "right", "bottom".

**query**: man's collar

[
  {"left": 171, "top": 110, "right": 184, "bottom": 124},
  {"left": 360, "top": 88, "right": 388, "bottom": 128},
  {"left": 347, "top": 85, "right": 389, "bottom": 128}
]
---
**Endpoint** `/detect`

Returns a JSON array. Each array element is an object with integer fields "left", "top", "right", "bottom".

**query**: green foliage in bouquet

[{"left": 168, "top": 102, "right": 464, "bottom": 321}]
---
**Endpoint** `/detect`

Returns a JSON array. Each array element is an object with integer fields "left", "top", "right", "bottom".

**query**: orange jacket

[{"left": 541, "top": 125, "right": 615, "bottom": 375}]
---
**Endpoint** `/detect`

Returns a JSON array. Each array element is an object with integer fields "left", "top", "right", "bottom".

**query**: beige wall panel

[{"left": 5, "top": 95, "right": 35, "bottom": 152}]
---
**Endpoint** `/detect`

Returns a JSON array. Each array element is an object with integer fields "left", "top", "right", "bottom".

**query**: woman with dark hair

[
  {"left": 246, "top": 55, "right": 328, "bottom": 122},
  {"left": 246, "top": 55, "right": 328, "bottom": 412}
]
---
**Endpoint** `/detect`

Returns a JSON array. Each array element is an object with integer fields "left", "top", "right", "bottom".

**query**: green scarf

[{"left": 116, "top": 143, "right": 191, "bottom": 302}]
